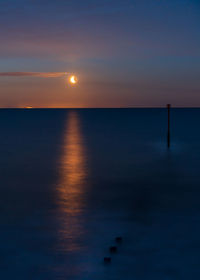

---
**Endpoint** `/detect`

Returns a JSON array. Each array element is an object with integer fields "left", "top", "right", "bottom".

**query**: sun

[{"left": 69, "top": 75, "right": 78, "bottom": 84}]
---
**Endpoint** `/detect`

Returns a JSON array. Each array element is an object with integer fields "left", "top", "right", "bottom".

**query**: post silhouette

[{"left": 167, "top": 104, "right": 171, "bottom": 148}]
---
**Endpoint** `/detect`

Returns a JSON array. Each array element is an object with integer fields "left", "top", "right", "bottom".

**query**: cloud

[{"left": 0, "top": 72, "right": 70, "bottom": 78}]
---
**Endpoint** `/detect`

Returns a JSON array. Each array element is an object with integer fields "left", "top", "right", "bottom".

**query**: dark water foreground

[{"left": 0, "top": 108, "right": 200, "bottom": 279}]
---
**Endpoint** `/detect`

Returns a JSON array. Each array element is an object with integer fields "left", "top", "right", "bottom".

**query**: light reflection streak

[{"left": 57, "top": 110, "right": 88, "bottom": 252}]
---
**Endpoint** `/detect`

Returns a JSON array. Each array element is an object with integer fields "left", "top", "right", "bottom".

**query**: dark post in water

[{"left": 167, "top": 104, "right": 171, "bottom": 148}]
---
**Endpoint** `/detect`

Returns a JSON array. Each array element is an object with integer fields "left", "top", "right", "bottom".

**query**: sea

[{"left": 0, "top": 108, "right": 200, "bottom": 279}]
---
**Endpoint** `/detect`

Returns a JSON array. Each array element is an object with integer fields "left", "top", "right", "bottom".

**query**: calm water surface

[{"left": 0, "top": 109, "right": 200, "bottom": 279}]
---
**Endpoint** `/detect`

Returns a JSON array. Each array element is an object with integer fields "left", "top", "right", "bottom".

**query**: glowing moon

[{"left": 69, "top": 75, "right": 78, "bottom": 84}]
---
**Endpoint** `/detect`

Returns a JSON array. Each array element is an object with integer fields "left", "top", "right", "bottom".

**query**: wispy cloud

[{"left": 0, "top": 72, "right": 70, "bottom": 78}]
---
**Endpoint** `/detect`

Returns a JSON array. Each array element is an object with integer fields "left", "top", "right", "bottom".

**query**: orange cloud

[{"left": 0, "top": 72, "right": 70, "bottom": 78}]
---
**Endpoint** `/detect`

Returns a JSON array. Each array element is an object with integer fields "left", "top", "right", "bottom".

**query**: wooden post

[{"left": 167, "top": 104, "right": 171, "bottom": 148}]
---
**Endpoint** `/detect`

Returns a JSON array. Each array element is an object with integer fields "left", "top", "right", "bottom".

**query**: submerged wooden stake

[
  {"left": 109, "top": 246, "right": 117, "bottom": 253},
  {"left": 115, "top": 237, "right": 123, "bottom": 243},
  {"left": 167, "top": 104, "right": 171, "bottom": 148},
  {"left": 104, "top": 257, "right": 111, "bottom": 264}
]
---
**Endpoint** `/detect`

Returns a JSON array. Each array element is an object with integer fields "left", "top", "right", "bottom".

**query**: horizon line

[{"left": 1, "top": 106, "right": 200, "bottom": 109}]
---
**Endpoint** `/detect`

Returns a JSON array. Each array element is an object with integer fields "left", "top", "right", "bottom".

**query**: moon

[{"left": 69, "top": 75, "right": 78, "bottom": 84}]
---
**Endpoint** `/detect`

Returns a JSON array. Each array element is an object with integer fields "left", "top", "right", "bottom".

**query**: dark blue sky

[{"left": 0, "top": 0, "right": 199, "bottom": 107}]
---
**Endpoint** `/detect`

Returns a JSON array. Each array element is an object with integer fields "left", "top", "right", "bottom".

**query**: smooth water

[{"left": 0, "top": 108, "right": 200, "bottom": 279}]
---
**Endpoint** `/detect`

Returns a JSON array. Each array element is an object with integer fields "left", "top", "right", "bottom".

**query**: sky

[{"left": 0, "top": 0, "right": 199, "bottom": 108}]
